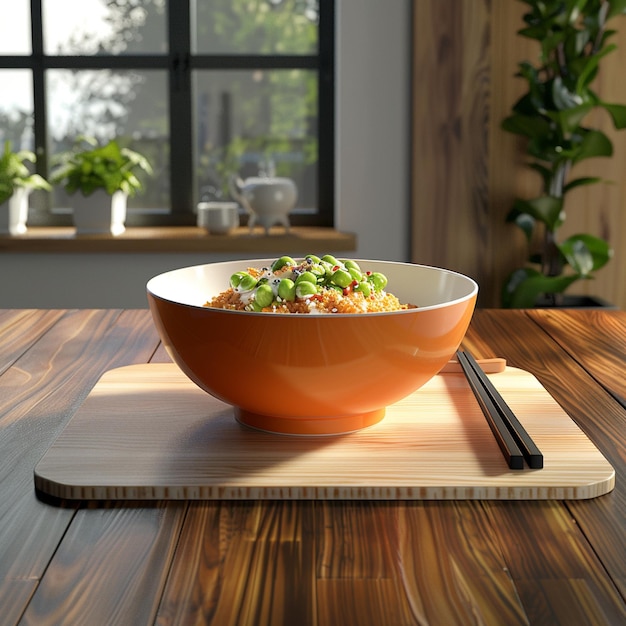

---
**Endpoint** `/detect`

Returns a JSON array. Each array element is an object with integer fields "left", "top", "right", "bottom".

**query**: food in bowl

[
  {"left": 205, "top": 254, "right": 416, "bottom": 314},
  {"left": 147, "top": 258, "right": 478, "bottom": 435}
]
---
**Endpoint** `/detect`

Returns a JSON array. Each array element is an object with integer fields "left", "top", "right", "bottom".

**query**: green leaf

[
  {"left": 551, "top": 76, "right": 584, "bottom": 111},
  {"left": 541, "top": 30, "right": 566, "bottom": 60},
  {"left": 506, "top": 207, "right": 536, "bottom": 242},
  {"left": 558, "top": 233, "right": 613, "bottom": 274},
  {"left": 501, "top": 113, "right": 552, "bottom": 138},
  {"left": 513, "top": 195, "right": 563, "bottom": 230},
  {"left": 563, "top": 176, "right": 602, "bottom": 192},
  {"left": 607, "top": 0, "right": 626, "bottom": 18},
  {"left": 547, "top": 103, "right": 593, "bottom": 135},
  {"left": 502, "top": 267, "right": 580, "bottom": 308},
  {"left": 518, "top": 25, "right": 548, "bottom": 40},
  {"left": 502, "top": 268, "right": 538, "bottom": 309},
  {"left": 560, "top": 238, "right": 594, "bottom": 275},
  {"left": 572, "top": 129, "right": 613, "bottom": 163},
  {"left": 600, "top": 102, "right": 626, "bottom": 129},
  {"left": 599, "top": 28, "right": 618, "bottom": 48},
  {"left": 576, "top": 44, "right": 616, "bottom": 92}
]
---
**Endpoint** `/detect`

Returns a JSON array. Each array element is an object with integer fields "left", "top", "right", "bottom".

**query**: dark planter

[{"left": 535, "top": 294, "right": 617, "bottom": 309}]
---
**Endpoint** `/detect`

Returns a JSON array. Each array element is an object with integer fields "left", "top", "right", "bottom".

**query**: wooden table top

[{"left": 1, "top": 308, "right": 624, "bottom": 625}]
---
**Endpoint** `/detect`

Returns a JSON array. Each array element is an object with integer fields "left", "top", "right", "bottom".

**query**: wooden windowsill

[{"left": 0, "top": 226, "right": 357, "bottom": 254}]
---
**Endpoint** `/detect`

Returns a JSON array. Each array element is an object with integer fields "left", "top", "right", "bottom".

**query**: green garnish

[{"left": 229, "top": 255, "right": 389, "bottom": 311}]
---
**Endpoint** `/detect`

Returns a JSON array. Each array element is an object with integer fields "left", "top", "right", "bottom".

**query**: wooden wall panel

[
  {"left": 411, "top": 1, "right": 626, "bottom": 308},
  {"left": 411, "top": 0, "right": 491, "bottom": 303}
]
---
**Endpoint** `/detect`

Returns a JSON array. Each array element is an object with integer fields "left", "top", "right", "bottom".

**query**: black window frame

[{"left": 0, "top": 0, "right": 335, "bottom": 228}]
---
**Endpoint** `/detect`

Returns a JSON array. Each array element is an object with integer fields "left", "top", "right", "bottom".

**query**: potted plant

[
  {"left": 0, "top": 141, "right": 51, "bottom": 235},
  {"left": 51, "top": 136, "right": 153, "bottom": 235},
  {"left": 501, "top": 0, "right": 626, "bottom": 308}
]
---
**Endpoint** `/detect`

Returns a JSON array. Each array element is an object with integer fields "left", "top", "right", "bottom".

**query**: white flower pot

[
  {"left": 72, "top": 189, "right": 127, "bottom": 236},
  {"left": 0, "top": 187, "right": 30, "bottom": 235}
]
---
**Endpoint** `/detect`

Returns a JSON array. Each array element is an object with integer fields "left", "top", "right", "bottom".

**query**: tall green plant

[{"left": 502, "top": 0, "right": 626, "bottom": 308}]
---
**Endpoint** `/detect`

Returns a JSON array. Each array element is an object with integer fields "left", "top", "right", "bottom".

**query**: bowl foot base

[{"left": 235, "top": 408, "right": 386, "bottom": 436}]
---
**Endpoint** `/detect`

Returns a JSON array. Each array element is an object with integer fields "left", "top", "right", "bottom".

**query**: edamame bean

[
  {"left": 320, "top": 261, "right": 335, "bottom": 277},
  {"left": 228, "top": 256, "right": 397, "bottom": 312},
  {"left": 229, "top": 272, "right": 247, "bottom": 289},
  {"left": 237, "top": 273, "right": 258, "bottom": 291},
  {"left": 331, "top": 268, "right": 353, "bottom": 288},
  {"left": 296, "top": 281, "right": 317, "bottom": 298},
  {"left": 344, "top": 260, "right": 361, "bottom": 272},
  {"left": 255, "top": 284, "right": 274, "bottom": 308},
  {"left": 369, "top": 272, "right": 388, "bottom": 291},
  {"left": 278, "top": 278, "right": 296, "bottom": 301},
  {"left": 271, "top": 256, "right": 296, "bottom": 272},
  {"left": 355, "top": 281, "right": 371, "bottom": 297},
  {"left": 348, "top": 267, "right": 363, "bottom": 281},
  {"left": 295, "top": 271, "right": 317, "bottom": 285}
]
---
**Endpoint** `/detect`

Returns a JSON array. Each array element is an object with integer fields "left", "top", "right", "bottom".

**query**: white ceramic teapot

[{"left": 229, "top": 175, "right": 297, "bottom": 234}]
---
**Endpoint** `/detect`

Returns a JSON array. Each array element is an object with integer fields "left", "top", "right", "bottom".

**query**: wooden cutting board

[{"left": 34, "top": 364, "right": 615, "bottom": 501}]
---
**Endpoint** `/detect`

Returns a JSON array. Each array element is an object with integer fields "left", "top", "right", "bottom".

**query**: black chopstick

[
  {"left": 456, "top": 351, "right": 524, "bottom": 469},
  {"left": 461, "top": 351, "right": 543, "bottom": 469},
  {"left": 456, "top": 350, "right": 543, "bottom": 470}
]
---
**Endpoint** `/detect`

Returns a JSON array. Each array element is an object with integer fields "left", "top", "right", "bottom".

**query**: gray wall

[{"left": 1, "top": 0, "right": 411, "bottom": 308}]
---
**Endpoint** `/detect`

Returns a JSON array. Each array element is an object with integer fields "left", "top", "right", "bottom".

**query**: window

[{"left": 0, "top": 0, "right": 334, "bottom": 227}]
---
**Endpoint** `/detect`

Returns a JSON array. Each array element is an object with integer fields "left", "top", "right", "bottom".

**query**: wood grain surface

[
  {"left": 465, "top": 309, "right": 626, "bottom": 612},
  {"left": 527, "top": 309, "right": 626, "bottom": 407},
  {"left": 0, "top": 309, "right": 164, "bottom": 625},
  {"left": 1, "top": 309, "right": 624, "bottom": 625},
  {"left": 34, "top": 363, "right": 614, "bottom": 501}
]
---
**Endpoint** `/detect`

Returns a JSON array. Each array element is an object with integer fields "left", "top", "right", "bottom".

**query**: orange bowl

[{"left": 147, "top": 259, "right": 477, "bottom": 435}]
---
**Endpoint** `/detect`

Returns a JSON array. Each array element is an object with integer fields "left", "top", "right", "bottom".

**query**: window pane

[
  {"left": 193, "top": 69, "right": 317, "bottom": 212},
  {"left": 0, "top": 70, "right": 34, "bottom": 149},
  {"left": 0, "top": 0, "right": 31, "bottom": 54},
  {"left": 192, "top": 0, "right": 318, "bottom": 55},
  {"left": 43, "top": 0, "right": 167, "bottom": 55},
  {"left": 47, "top": 69, "right": 169, "bottom": 211}
]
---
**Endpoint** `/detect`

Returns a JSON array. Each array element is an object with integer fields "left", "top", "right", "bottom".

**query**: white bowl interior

[{"left": 147, "top": 258, "right": 478, "bottom": 311}]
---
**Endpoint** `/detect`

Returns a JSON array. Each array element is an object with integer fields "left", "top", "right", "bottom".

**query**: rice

[{"left": 207, "top": 282, "right": 407, "bottom": 314}]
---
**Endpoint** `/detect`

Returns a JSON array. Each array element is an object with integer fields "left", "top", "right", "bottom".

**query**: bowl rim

[{"left": 146, "top": 258, "right": 479, "bottom": 317}]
